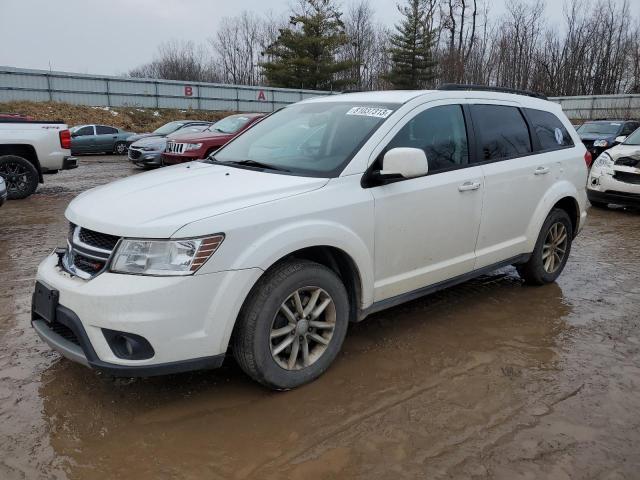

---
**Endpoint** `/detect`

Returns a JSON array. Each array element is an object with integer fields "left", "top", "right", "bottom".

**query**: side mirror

[
  {"left": 71, "top": 132, "right": 78, "bottom": 138},
  {"left": 615, "top": 136, "right": 627, "bottom": 144},
  {"left": 380, "top": 147, "right": 429, "bottom": 179}
]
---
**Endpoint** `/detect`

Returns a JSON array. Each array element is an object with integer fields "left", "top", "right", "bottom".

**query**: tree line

[{"left": 129, "top": 0, "right": 640, "bottom": 96}]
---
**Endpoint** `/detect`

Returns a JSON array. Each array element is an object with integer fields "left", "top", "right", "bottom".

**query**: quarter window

[
  {"left": 471, "top": 105, "right": 532, "bottom": 161},
  {"left": 525, "top": 108, "right": 574, "bottom": 150},
  {"left": 386, "top": 105, "right": 469, "bottom": 173}
]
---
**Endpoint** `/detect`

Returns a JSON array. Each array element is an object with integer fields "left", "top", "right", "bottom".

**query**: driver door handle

[
  {"left": 534, "top": 166, "right": 550, "bottom": 175},
  {"left": 458, "top": 181, "right": 481, "bottom": 192}
]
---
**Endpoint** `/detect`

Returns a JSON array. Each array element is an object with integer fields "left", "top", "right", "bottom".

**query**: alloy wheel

[
  {"left": 542, "top": 222, "right": 568, "bottom": 273},
  {"left": 269, "top": 287, "right": 336, "bottom": 370},
  {"left": 0, "top": 161, "right": 31, "bottom": 195}
]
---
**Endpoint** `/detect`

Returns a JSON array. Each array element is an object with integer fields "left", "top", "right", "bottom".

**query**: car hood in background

[
  {"left": 131, "top": 136, "right": 167, "bottom": 149},
  {"left": 168, "top": 130, "right": 231, "bottom": 143},
  {"left": 603, "top": 144, "right": 640, "bottom": 162},
  {"left": 127, "top": 132, "right": 164, "bottom": 143},
  {"left": 66, "top": 162, "right": 328, "bottom": 238}
]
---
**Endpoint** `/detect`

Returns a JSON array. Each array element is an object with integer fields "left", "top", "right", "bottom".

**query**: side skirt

[{"left": 357, "top": 253, "right": 531, "bottom": 322}]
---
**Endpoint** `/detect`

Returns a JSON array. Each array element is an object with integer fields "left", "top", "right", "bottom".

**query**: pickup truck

[{"left": 0, "top": 119, "right": 78, "bottom": 199}]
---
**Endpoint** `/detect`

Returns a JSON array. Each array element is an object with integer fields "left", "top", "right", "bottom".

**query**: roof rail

[{"left": 438, "top": 83, "right": 548, "bottom": 100}]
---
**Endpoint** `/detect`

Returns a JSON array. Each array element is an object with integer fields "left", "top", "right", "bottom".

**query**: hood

[
  {"left": 579, "top": 133, "right": 617, "bottom": 142},
  {"left": 132, "top": 136, "right": 166, "bottom": 148},
  {"left": 127, "top": 132, "right": 164, "bottom": 142},
  {"left": 168, "top": 130, "right": 231, "bottom": 143},
  {"left": 66, "top": 162, "right": 328, "bottom": 238},
  {"left": 604, "top": 143, "right": 640, "bottom": 163}
]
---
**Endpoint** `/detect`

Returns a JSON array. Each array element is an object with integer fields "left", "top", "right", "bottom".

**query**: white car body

[
  {"left": 33, "top": 89, "right": 589, "bottom": 378},
  {"left": 0, "top": 120, "right": 74, "bottom": 173},
  {"left": 587, "top": 141, "right": 640, "bottom": 207}
]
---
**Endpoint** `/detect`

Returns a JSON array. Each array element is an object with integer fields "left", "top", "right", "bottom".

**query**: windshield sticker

[
  {"left": 346, "top": 107, "right": 393, "bottom": 119},
  {"left": 554, "top": 128, "right": 564, "bottom": 145}
]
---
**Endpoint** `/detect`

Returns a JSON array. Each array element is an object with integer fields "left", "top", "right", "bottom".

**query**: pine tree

[
  {"left": 386, "top": 0, "right": 437, "bottom": 89},
  {"left": 261, "top": 0, "right": 354, "bottom": 90}
]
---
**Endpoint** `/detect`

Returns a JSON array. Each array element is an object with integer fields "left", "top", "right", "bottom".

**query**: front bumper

[
  {"left": 33, "top": 253, "right": 263, "bottom": 375},
  {"left": 128, "top": 148, "right": 163, "bottom": 166},
  {"left": 587, "top": 168, "right": 640, "bottom": 207},
  {"left": 161, "top": 152, "right": 200, "bottom": 165}
]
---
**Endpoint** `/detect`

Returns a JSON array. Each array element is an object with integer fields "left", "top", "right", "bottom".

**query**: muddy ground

[{"left": 1, "top": 155, "right": 639, "bottom": 479}]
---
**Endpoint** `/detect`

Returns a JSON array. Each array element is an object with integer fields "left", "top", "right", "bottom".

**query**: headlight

[
  {"left": 592, "top": 153, "right": 613, "bottom": 169},
  {"left": 185, "top": 143, "right": 203, "bottom": 151},
  {"left": 110, "top": 235, "right": 224, "bottom": 276},
  {"left": 593, "top": 140, "right": 609, "bottom": 147}
]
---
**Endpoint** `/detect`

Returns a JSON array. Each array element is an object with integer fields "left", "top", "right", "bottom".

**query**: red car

[{"left": 162, "top": 113, "right": 265, "bottom": 165}]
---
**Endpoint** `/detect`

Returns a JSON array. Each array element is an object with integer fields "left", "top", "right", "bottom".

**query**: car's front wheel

[
  {"left": 233, "top": 259, "right": 349, "bottom": 390},
  {"left": 517, "top": 208, "right": 573, "bottom": 285}
]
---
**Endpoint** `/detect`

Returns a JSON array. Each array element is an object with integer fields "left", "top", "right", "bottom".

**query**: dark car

[
  {"left": 128, "top": 124, "right": 212, "bottom": 169},
  {"left": 71, "top": 125, "right": 135, "bottom": 155},
  {"left": 162, "top": 114, "right": 265, "bottom": 165},
  {"left": 577, "top": 120, "right": 640, "bottom": 160},
  {"left": 0, "top": 176, "right": 7, "bottom": 206},
  {"left": 125, "top": 120, "right": 214, "bottom": 147}
]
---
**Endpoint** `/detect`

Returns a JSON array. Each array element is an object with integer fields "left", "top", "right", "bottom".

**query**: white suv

[{"left": 32, "top": 87, "right": 589, "bottom": 389}]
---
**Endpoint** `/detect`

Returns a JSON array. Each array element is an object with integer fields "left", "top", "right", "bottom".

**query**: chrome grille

[
  {"left": 166, "top": 141, "right": 185, "bottom": 154},
  {"left": 63, "top": 224, "right": 120, "bottom": 280}
]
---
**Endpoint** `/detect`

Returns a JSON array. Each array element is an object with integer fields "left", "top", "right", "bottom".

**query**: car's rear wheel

[
  {"left": 517, "top": 208, "right": 573, "bottom": 285},
  {"left": 113, "top": 142, "right": 127, "bottom": 155},
  {"left": 232, "top": 259, "right": 349, "bottom": 390},
  {"left": 0, "top": 155, "right": 39, "bottom": 199}
]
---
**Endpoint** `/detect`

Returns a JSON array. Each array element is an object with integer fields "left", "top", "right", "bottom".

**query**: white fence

[{"left": 0, "top": 66, "right": 333, "bottom": 113}]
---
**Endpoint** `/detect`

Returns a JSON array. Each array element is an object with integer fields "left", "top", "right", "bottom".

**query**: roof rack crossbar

[{"left": 437, "top": 83, "right": 548, "bottom": 100}]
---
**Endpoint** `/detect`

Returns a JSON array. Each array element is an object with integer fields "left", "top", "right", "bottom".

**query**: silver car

[{"left": 128, "top": 124, "right": 212, "bottom": 168}]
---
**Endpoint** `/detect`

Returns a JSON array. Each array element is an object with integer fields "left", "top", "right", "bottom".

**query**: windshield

[
  {"left": 623, "top": 127, "right": 640, "bottom": 145},
  {"left": 577, "top": 122, "right": 622, "bottom": 136},
  {"left": 208, "top": 115, "right": 253, "bottom": 134},
  {"left": 211, "top": 102, "right": 399, "bottom": 177},
  {"left": 153, "top": 121, "right": 185, "bottom": 135}
]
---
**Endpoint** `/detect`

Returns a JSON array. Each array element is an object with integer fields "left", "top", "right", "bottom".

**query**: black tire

[
  {"left": 113, "top": 142, "right": 127, "bottom": 155},
  {"left": 589, "top": 201, "right": 609, "bottom": 209},
  {"left": 0, "top": 155, "right": 39, "bottom": 200},
  {"left": 232, "top": 259, "right": 349, "bottom": 390},
  {"left": 517, "top": 208, "right": 573, "bottom": 285}
]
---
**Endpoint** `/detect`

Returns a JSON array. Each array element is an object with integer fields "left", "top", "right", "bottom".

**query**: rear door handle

[
  {"left": 458, "top": 181, "right": 481, "bottom": 192},
  {"left": 534, "top": 166, "right": 550, "bottom": 175}
]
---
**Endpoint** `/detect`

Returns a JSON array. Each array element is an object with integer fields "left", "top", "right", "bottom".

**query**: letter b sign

[{"left": 184, "top": 86, "right": 193, "bottom": 97}]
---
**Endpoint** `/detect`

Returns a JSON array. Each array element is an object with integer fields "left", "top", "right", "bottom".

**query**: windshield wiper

[{"left": 224, "top": 160, "right": 290, "bottom": 172}]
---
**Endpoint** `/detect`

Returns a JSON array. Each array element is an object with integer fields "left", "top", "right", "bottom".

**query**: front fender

[
  {"left": 226, "top": 220, "right": 375, "bottom": 308},
  {"left": 524, "top": 180, "right": 581, "bottom": 252}
]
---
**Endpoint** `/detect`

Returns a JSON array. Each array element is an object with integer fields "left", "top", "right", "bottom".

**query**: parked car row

[{"left": 128, "top": 113, "right": 264, "bottom": 168}]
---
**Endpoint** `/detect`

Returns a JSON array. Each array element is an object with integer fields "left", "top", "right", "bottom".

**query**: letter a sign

[{"left": 257, "top": 90, "right": 267, "bottom": 101}]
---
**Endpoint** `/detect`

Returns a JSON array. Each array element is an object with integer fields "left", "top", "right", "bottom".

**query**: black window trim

[
  {"left": 362, "top": 103, "right": 475, "bottom": 188},
  {"left": 522, "top": 107, "right": 575, "bottom": 154}
]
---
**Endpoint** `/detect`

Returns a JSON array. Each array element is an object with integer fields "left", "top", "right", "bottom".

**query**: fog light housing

[{"left": 102, "top": 329, "right": 155, "bottom": 360}]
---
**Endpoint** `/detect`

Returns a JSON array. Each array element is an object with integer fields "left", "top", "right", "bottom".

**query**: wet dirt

[{"left": 1, "top": 155, "right": 639, "bottom": 479}]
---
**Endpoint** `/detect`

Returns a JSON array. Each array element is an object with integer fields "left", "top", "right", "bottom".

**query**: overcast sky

[{"left": 0, "top": 0, "right": 638, "bottom": 76}]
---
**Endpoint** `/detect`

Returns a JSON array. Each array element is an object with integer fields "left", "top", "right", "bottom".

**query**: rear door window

[
  {"left": 525, "top": 108, "right": 574, "bottom": 150},
  {"left": 471, "top": 105, "right": 532, "bottom": 161},
  {"left": 96, "top": 125, "right": 118, "bottom": 134}
]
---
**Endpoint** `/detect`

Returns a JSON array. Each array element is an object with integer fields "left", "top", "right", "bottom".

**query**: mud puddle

[{"left": 1, "top": 156, "right": 639, "bottom": 479}]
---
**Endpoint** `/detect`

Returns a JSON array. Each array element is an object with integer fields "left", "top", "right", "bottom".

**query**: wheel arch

[
  {"left": 524, "top": 181, "right": 582, "bottom": 251},
  {"left": 0, "top": 144, "right": 43, "bottom": 182}
]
